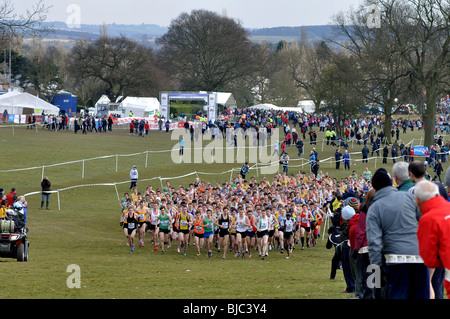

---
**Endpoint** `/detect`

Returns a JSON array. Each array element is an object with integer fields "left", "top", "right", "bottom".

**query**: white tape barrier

[
  {"left": 20, "top": 165, "right": 252, "bottom": 211},
  {"left": 1, "top": 135, "right": 438, "bottom": 175}
]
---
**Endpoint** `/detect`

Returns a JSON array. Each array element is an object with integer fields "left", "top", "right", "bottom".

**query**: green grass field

[{"left": 0, "top": 122, "right": 448, "bottom": 299}]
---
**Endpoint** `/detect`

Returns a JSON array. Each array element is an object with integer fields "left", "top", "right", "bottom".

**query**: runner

[
  {"left": 177, "top": 205, "right": 192, "bottom": 255},
  {"left": 148, "top": 202, "right": 160, "bottom": 251},
  {"left": 277, "top": 208, "right": 287, "bottom": 253},
  {"left": 246, "top": 211, "right": 257, "bottom": 258},
  {"left": 157, "top": 206, "right": 172, "bottom": 254},
  {"left": 280, "top": 211, "right": 297, "bottom": 259},
  {"left": 300, "top": 203, "right": 314, "bottom": 249},
  {"left": 255, "top": 208, "right": 270, "bottom": 260},
  {"left": 235, "top": 208, "right": 251, "bottom": 258},
  {"left": 124, "top": 206, "right": 139, "bottom": 253},
  {"left": 215, "top": 206, "right": 231, "bottom": 259},
  {"left": 136, "top": 200, "right": 149, "bottom": 247},
  {"left": 229, "top": 207, "right": 238, "bottom": 256},
  {"left": 202, "top": 209, "right": 215, "bottom": 258},
  {"left": 193, "top": 210, "right": 205, "bottom": 256},
  {"left": 268, "top": 208, "right": 279, "bottom": 252}
]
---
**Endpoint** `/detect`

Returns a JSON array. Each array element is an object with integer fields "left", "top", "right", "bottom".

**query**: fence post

[
  {"left": 82, "top": 159, "right": 85, "bottom": 179},
  {"left": 116, "top": 154, "right": 118, "bottom": 172},
  {"left": 145, "top": 151, "right": 148, "bottom": 168},
  {"left": 42, "top": 165, "right": 45, "bottom": 180},
  {"left": 57, "top": 190, "right": 61, "bottom": 211}
]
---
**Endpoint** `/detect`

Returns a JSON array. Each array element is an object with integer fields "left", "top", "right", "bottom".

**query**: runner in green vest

[
  {"left": 203, "top": 209, "right": 215, "bottom": 258},
  {"left": 157, "top": 207, "right": 172, "bottom": 254}
]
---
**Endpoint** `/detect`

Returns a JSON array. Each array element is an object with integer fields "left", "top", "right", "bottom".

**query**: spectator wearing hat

[
  {"left": 355, "top": 188, "right": 377, "bottom": 299},
  {"left": 415, "top": 180, "right": 450, "bottom": 299},
  {"left": 340, "top": 204, "right": 357, "bottom": 295},
  {"left": 129, "top": 165, "right": 138, "bottom": 190},
  {"left": 346, "top": 198, "right": 362, "bottom": 299},
  {"left": 366, "top": 168, "right": 429, "bottom": 299}
]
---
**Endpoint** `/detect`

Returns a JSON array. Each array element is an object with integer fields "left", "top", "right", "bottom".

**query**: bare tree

[
  {"left": 156, "top": 9, "right": 260, "bottom": 92},
  {"left": 0, "top": 0, "right": 51, "bottom": 41},
  {"left": 69, "top": 33, "right": 164, "bottom": 100},
  {"left": 284, "top": 29, "right": 331, "bottom": 112},
  {"left": 330, "top": 2, "right": 411, "bottom": 143},
  {"left": 319, "top": 52, "right": 366, "bottom": 138},
  {"left": 367, "top": 0, "right": 450, "bottom": 146}
]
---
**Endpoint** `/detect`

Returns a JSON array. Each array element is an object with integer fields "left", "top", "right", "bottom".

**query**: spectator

[
  {"left": 361, "top": 144, "right": 369, "bottom": 163},
  {"left": 366, "top": 168, "right": 429, "bottom": 299},
  {"left": 129, "top": 165, "right": 138, "bottom": 190},
  {"left": 280, "top": 154, "right": 289, "bottom": 175},
  {"left": 382, "top": 145, "right": 389, "bottom": 164},
  {"left": 392, "top": 162, "right": 414, "bottom": 191},
  {"left": 408, "top": 160, "right": 448, "bottom": 200},
  {"left": 240, "top": 162, "right": 249, "bottom": 179},
  {"left": 40, "top": 177, "right": 51, "bottom": 210},
  {"left": 343, "top": 150, "right": 351, "bottom": 170},
  {"left": 335, "top": 149, "right": 342, "bottom": 170},
  {"left": 6, "top": 188, "right": 16, "bottom": 207},
  {"left": 179, "top": 137, "right": 185, "bottom": 156},
  {"left": 340, "top": 205, "right": 356, "bottom": 295},
  {"left": 415, "top": 180, "right": 450, "bottom": 299},
  {"left": 432, "top": 159, "right": 444, "bottom": 183},
  {"left": 355, "top": 188, "right": 377, "bottom": 299},
  {"left": 296, "top": 139, "right": 304, "bottom": 157},
  {"left": 391, "top": 146, "right": 398, "bottom": 164}
]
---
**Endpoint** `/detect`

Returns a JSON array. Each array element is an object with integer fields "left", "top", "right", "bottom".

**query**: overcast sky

[{"left": 16, "top": 0, "right": 364, "bottom": 28}]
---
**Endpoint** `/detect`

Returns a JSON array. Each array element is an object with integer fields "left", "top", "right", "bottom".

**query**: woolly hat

[
  {"left": 371, "top": 168, "right": 392, "bottom": 190},
  {"left": 341, "top": 206, "right": 356, "bottom": 221},
  {"left": 345, "top": 197, "right": 360, "bottom": 211}
]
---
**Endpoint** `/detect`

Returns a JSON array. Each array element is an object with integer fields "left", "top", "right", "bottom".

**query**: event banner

[
  {"left": 160, "top": 93, "right": 169, "bottom": 120},
  {"left": 413, "top": 146, "right": 427, "bottom": 156},
  {"left": 208, "top": 93, "right": 217, "bottom": 123}
]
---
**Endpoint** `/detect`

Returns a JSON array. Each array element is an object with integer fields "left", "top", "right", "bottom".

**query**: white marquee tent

[
  {"left": 120, "top": 96, "right": 161, "bottom": 117},
  {"left": 0, "top": 91, "right": 59, "bottom": 115}
]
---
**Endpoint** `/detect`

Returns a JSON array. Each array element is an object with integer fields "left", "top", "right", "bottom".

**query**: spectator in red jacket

[
  {"left": 415, "top": 180, "right": 450, "bottom": 299},
  {"left": 144, "top": 121, "right": 150, "bottom": 137},
  {"left": 129, "top": 121, "right": 134, "bottom": 136},
  {"left": 6, "top": 188, "right": 16, "bottom": 207},
  {"left": 355, "top": 188, "right": 376, "bottom": 299}
]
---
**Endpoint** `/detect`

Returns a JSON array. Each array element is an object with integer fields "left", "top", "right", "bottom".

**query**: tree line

[{"left": 1, "top": 0, "right": 449, "bottom": 146}]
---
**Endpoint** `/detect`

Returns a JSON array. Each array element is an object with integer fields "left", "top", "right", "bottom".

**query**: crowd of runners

[{"left": 118, "top": 171, "right": 370, "bottom": 258}]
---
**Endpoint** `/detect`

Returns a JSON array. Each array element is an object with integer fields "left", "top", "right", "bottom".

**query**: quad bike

[{"left": 0, "top": 216, "right": 29, "bottom": 262}]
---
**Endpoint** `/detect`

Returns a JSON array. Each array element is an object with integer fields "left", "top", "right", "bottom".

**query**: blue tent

[{"left": 51, "top": 90, "right": 77, "bottom": 116}]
